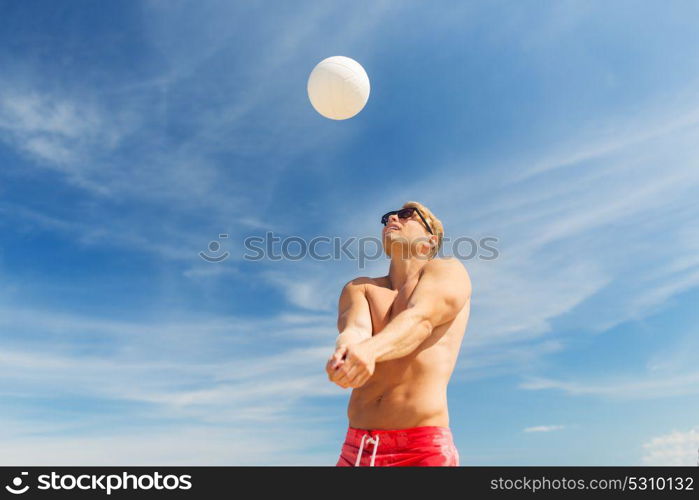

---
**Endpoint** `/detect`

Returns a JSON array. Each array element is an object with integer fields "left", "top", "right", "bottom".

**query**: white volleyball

[{"left": 307, "top": 56, "right": 370, "bottom": 120}]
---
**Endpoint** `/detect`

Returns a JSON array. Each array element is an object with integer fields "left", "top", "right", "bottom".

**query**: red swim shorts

[{"left": 335, "top": 425, "right": 459, "bottom": 467}]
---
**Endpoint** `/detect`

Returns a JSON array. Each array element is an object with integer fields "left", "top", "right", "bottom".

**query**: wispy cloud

[
  {"left": 524, "top": 425, "right": 566, "bottom": 433},
  {"left": 0, "top": 87, "right": 129, "bottom": 194},
  {"left": 641, "top": 427, "right": 699, "bottom": 466},
  {"left": 519, "top": 372, "right": 699, "bottom": 400},
  {"left": 0, "top": 1, "right": 398, "bottom": 268},
  {"left": 453, "top": 339, "right": 565, "bottom": 382},
  {"left": 0, "top": 303, "right": 343, "bottom": 464},
  {"left": 261, "top": 268, "right": 344, "bottom": 312},
  {"left": 0, "top": 425, "right": 339, "bottom": 466}
]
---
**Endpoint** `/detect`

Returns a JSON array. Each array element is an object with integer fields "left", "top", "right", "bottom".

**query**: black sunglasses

[{"left": 381, "top": 207, "right": 434, "bottom": 235}]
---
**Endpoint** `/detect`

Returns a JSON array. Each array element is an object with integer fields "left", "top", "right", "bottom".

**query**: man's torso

[{"left": 346, "top": 269, "right": 470, "bottom": 430}]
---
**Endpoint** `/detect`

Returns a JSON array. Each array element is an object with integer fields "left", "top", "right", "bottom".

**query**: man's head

[{"left": 381, "top": 201, "right": 444, "bottom": 260}]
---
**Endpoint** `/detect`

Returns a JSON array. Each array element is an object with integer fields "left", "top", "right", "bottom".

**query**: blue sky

[{"left": 1, "top": 0, "right": 698, "bottom": 465}]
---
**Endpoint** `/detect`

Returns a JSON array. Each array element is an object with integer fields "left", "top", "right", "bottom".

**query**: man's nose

[{"left": 387, "top": 213, "right": 400, "bottom": 224}]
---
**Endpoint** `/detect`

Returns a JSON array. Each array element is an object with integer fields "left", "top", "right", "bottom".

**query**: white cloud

[
  {"left": 524, "top": 425, "right": 566, "bottom": 433},
  {"left": 511, "top": 94, "right": 699, "bottom": 182},
  {"left": 262, "top": 268, "right": 343, "bottom": 312},
  {"left": 454, "top": 339, "right": 565, "bottom": 382},
  {"left": 0, "top": 425, "right": 339, "bottom": 466},
  {"left": 182, "top": 263, "right": 239, "bottom": 279},
  {"left": 646, "top": 328, "right": 699, "bottom": 376},
  {"left": 642, "top": 427, "right": 699, "bottom": 466},
  {"left": 0, "top": 87, "right": 127, "bottom": 179},
  {"left": 519, "top": 372, "right": 699, "bottom": 400},
  {"left": 0, "top": 304, "right": 337, "bottom": 357}
]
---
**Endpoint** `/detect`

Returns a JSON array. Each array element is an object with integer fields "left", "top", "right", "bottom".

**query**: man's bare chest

[{"left": 364, "top": 278, "right": 418, "bottom": 333}]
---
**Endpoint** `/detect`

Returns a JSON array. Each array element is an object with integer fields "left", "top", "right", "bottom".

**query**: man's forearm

[
  {"left": 364, "top": 309, "right": 433, "bottom": 362},
  {"left": 335, "top": 327, "right": 371, "bottom": 348}
]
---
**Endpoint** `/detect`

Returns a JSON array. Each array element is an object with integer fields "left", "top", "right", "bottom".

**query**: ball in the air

[{"left": 307, "top": 56, "right": 370, "bottom": 120}]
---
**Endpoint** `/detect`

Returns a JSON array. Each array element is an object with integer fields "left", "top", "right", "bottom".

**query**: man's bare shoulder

[
  {"left": 420, "top": 257, "right": 471, "bottom": 293},
  {"left": 422, "top": 257, "right": 469, "bottom": 276},
  {"left": 342, "top": 276, "right": 389, "bottom": 289}
]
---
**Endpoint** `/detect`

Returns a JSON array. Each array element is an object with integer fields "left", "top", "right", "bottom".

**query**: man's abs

[{"left": 346, "top": 362, "right": 451, "bottom": 429}]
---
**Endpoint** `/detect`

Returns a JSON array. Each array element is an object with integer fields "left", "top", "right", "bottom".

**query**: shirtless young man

[{"left": 326, "top": 201, "right": 471, "bottom": 467}]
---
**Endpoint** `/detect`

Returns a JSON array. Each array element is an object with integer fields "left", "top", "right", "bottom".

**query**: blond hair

[{"left": 402, "top": 201, "right": 444, "bottom": 259}]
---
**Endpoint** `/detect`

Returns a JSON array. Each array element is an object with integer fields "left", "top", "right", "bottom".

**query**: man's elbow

[
  {"left": 420, "top": 318, "right": 435, "bottom": 340},
  {"left": 409, "top": 299, "right": 461, "bottom": 337},
  {"left": 408, "top": 308, "right": 436, "bottom": 340}
]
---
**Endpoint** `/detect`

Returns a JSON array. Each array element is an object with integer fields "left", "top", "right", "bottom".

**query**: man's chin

[{"left": 384, "top": 239, "right": 410, "bottom": 256}]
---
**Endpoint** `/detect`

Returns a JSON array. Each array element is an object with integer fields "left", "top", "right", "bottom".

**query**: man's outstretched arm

[
  {"left": 365, "top": 258, "right": 471, "bottom": 362},
  {"left": 326, "top": 278, "right": 374, "bottom": 388},
  {"left": 335, "top": 278, "right": 373, "bottom": 350}
]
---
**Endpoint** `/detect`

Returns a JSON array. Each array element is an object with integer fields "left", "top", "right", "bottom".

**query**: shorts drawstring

[{"left": 355, "top": 433, "right": 380, "bottom": 467}]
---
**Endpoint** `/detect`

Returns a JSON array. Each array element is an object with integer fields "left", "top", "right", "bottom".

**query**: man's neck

[{"left": 387, "top": 256, "right": 430, "bottom": 291}]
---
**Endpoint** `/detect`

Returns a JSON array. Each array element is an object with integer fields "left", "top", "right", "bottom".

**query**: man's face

[{"left": 382, "top": 210, "right": 434, "bottom": 258}]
